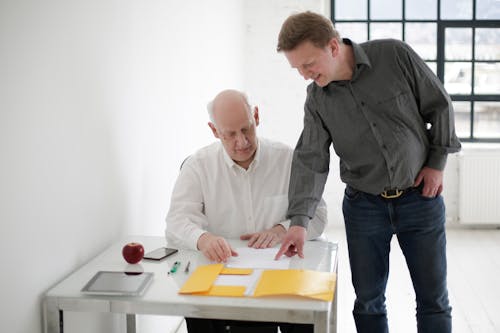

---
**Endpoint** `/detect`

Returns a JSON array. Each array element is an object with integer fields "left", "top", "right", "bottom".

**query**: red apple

[{"left": 122, "top": 242, "right": 144, "bottom": 264}]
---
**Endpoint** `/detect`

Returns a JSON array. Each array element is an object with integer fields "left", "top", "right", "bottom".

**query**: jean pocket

[
  {"left": 344, "top": 186, "right": 361, "bottom": 200},
  {"left": 417, "top": 191, "right": 439, "bottom": 201}
]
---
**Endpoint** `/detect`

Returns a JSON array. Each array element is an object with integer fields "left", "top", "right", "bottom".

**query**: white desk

[{"left": 43, "top": 236, "right": 338, "bottom": 333}]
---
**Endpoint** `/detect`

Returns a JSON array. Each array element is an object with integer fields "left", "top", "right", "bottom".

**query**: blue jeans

[{"left": 342, "top": 186, "right": 452, "bottom": 333}]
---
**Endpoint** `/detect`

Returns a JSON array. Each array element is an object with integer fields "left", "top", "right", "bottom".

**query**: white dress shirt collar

[{"left": 221, "top": 138, "right": 262, "bottom": 172}]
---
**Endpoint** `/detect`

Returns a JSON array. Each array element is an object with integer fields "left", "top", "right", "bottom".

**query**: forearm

[
  {"left": 305, "top": 198, "right": 327, "bottom": 240},
  {"left": 165, "top": 163, "right": 207, "bottom": 250},
  {"left": 287, "top": 97, "right": 331, "bottom": 225},
  {"left": 400, "top": 41, "right": 461, "bottom": 165},
  {"left": 166, "top": 212, "right": 207, "bottom": 250}
]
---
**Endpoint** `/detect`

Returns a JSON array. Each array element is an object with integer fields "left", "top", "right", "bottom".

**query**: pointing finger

[{"left": 274, "top": 241, "right": 289, "bottom": 260}]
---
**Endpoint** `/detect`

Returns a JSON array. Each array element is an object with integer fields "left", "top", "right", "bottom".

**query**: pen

[
  {"left": 184, "top": 261, "right": 191, "bottom": 273},
  {"left": 168, "top": 261, "right": 181, "bottom": 275}
]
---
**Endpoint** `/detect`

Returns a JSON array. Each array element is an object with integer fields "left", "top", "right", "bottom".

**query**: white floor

[
  {"left": 325, "top": 226, "right": 500, "bottom": 333},
  {"left": 175, "top": 226, "right": 500, "bottom": 333}
]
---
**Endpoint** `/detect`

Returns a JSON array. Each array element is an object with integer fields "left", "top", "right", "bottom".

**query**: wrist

[
  {"left": 272, "top": 224, "right": 287, "bottom": 236},
  {"left": 197, "top": 232, "right": 212, "bottom": 251}
]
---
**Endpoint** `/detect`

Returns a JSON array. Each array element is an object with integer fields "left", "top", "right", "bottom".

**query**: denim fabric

[{"left": 342, "top": 186, "right": 452, "bottom": 333}]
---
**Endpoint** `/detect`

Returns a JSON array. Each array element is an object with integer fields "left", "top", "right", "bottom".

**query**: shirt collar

[
  {"left": 343, "top": 38, "right": 371, "bottom": 70},
  {"left": 221, "top": 138, "right": 261, "bottom": 171}
]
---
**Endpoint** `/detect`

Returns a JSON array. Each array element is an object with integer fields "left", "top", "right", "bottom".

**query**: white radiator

[{"left": 458, "top": 151, "right": 500, "bottom": 224}]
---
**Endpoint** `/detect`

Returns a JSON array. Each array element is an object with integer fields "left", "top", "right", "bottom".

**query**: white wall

[{"left": 0, "top": 1, "right": 243, "bottom": 332}]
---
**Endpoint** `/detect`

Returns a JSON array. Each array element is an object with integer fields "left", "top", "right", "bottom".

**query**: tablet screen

[{"left": 81, "top": 271, "right": 154, "bottom": 296}]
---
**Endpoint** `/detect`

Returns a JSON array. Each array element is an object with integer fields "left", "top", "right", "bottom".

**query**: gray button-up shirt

[{"left": 288, "top": 38, "right": 461, "bottom": 228}]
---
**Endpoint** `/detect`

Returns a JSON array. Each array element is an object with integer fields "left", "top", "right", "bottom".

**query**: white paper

[
  {"left": 213, "top": 269, "right": 263, "bottom": 296},
  {"left": 226, "top": 247, "right": 291, "bottom": 270}
]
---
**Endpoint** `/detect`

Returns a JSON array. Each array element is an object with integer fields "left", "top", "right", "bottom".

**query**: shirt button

[
  {"left": 372, "top": 123, "right": 377, "bottom": 127},
  {"left": 361, "top": 101, "right": 365, "bottom": 106},
  {"left": 382, "top": 144, "right": 387, "bottom": 149}
]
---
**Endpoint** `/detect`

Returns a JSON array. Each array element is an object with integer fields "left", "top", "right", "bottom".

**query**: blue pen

[{"left": 168, "top": 261, "right": 181, "bottom": 275}]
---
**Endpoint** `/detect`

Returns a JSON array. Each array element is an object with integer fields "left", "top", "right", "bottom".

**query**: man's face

[
  {"left": 284, "top": 39, "right": 338, "bottom": 87},
  {"left": 210, "top": 102, "right": 259, "bottom": 169}
]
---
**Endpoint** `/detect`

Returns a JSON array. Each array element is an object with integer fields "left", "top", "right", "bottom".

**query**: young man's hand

[
  {"left": 274, "top": 226, "right": 307, "bottom": 260},
  {"left": 414, "top": 166, "right": 444, "bottom": 198},
  {"left": 197, "top": 232, "right": 238, "bottom": 262},
  {"left": 240, "top": 224, "right": 286, "bottom": 249}
]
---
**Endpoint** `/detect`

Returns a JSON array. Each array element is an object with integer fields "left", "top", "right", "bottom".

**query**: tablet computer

[{"left": 81, "top": 271, "right": 154, "bottom": 296}]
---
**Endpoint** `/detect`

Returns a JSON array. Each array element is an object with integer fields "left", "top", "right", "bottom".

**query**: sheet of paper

[
  {"left": 226, "top": 247, "right": 291, "bottom": 270},
  {"left": 213, "top": 269, "right": 263, "bottom": 296}
]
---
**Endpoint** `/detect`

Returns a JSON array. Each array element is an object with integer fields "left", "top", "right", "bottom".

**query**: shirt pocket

[
  {"left": 261, "top": 194, "right": 288, "bottom": 225},
  {"left": 375, "top": 90, "right": 412, "bottom": 111}
]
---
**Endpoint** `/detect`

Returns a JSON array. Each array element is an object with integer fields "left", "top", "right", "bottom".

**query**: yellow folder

[
  {"left": 253, "top": 269, "right": 336, "bottom": 301},
  {"left": 179, "top": 264, "right": 336, "bottom": 301},
  {"left": 178, "top": 263, "right": 252, "bottom": 297}
]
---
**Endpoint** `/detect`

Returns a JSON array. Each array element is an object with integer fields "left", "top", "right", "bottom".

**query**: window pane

[
  {"left": 336, "top": 0, "right": 367, "bottom": 20},
  {"left": 453, "top": 101, "right": 471, "bottom": 138},
  {"left": 405, "top": 23, "right": 437, "bottom": 60},
  {"left": 370, "top": 23, "right": 402, "bottom": 40},
  {"left": 406, "top": 0, "right": 437, "bottom": 19},
  {"left": 475, "top": 28, "right": 500, "bottom": 61},
  {"left": 476, "top": 0, "right": 500, "bottom": 19},
  {"left": 474, "top": 102, "right": 500, "bottom": 138},
  {"left": 445, "top": 28, "right": 472, "bottom": 60},
  {"left": 474, "top": 62, "right": 500, "bottom": 94},
  {"left": 425, "top": 61, "right": 437, "bottom": 75},
  {"left": 335, "top": 23, "right": 368, "bottom": 42},
  {"left": 441, "top": 0, "right": 472, "bottom": 19},
  {"left": 371, "top": 0, "right": 402, "bottom": 19},
  {"left": 445, "top": 62, "right": 472, "bottom": 94}
]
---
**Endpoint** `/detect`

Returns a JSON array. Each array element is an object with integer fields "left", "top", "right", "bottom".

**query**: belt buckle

[{"left": 381, "top": 189, "right": 403, "bottom": 199}]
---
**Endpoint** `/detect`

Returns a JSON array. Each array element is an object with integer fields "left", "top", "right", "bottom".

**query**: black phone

[{"left": 143, "top": 247, "right": 178, "bottom": 261}]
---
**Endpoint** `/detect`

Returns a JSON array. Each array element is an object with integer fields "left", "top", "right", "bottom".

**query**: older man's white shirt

[{"left": 166, "top": 138, "right": 327, "bottom": 250}]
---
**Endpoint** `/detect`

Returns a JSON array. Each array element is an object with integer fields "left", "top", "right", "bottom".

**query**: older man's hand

[
  {"left": 197, "top": 232, "right": 238, "bottom": 262},
  {"left": 240, "top": 224, "right": 287, "bottom": 249}
]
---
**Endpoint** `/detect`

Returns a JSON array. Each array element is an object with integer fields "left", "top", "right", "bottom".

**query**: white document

[
  {"left": 213, "top": 269, "right": 263, "bottom": 296},
  {"left": 226, "top": 247, "right": 291, "bottom": 270}
]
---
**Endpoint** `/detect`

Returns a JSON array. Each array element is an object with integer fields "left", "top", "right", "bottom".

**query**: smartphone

[{"left": 143, "top": 247, "right": 178, "bottom": 261}]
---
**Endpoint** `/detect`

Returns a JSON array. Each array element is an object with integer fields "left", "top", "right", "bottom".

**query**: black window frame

[{"left": 331, "top": 0, "right": 500, "bottom": 143}]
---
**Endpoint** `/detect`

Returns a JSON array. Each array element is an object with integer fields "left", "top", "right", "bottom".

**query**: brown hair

[{"left": 277, "top": 11, "right": 340, "bottom": 52}]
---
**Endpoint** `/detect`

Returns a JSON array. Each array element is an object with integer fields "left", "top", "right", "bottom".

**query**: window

[{"left": 331, "top": 0, "right": 500, "bottom": 142}]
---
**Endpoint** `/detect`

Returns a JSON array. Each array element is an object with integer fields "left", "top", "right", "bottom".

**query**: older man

[{"left": 166, "top": 89, "right": 326, "bottom": 333}]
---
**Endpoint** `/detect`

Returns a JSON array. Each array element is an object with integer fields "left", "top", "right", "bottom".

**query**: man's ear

[
  {"left": 253, "top": 106, "right": 260, "bottom": 127},
  {"left": 208, "top": 122, "right": 219, "bottom": 138},
  {"left": 328, "top": 38, "right": 340, "bottom": 57}
]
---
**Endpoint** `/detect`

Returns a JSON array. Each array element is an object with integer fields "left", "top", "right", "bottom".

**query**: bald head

[
  {"left": 207, "top": 89, "right": 252, "bottom": 127},
  {"left": 207, "top": 89, "right": 260, "bottom": 169}
]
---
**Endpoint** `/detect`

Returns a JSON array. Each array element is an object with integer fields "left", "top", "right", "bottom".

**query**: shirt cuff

[
  {"left": 188, "top": 229, "right": 207, "bottom": 251},
  {"left": 426, "top": 151, "right": 448, "bottom": 171},
  {"left": 278, "top": 219, "right": 291, "bottom": 231},
  {"left": 290, "top": 215, "right": 310, "bottom": 228}
]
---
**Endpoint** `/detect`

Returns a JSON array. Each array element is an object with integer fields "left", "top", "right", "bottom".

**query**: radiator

[{"left": 458, "top": 151, "right": 500, "bottom": 224}]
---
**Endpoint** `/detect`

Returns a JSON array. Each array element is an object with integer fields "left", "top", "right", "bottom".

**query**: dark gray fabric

[{"left": 288, "top": 38, "right": 461, "bottom": 227}]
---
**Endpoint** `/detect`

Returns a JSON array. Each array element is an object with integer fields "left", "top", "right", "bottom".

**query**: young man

[
  {"left": 274, "top": 11, "right": 461, "bottom": 333},
  {"left": 166, "top": 89, "right": 326, "bottom": 333}
]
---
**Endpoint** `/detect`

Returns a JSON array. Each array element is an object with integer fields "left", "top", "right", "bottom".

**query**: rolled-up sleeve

[{"left": 397, "top": 42, "right": 461, "bottom": 170}]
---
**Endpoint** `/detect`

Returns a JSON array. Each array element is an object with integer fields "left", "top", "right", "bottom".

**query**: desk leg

[
  {"left": 314, "top": 311, "right": 329, "bottom": 333},
  {"left": 126, "top": 314, "right": 136, "bottom": 333},
  {"left": 330, "top": 282, "right": 338, "bottom": 333},
  {"left": 43, "top": 298, "right": 63, "bottom": 333}
]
